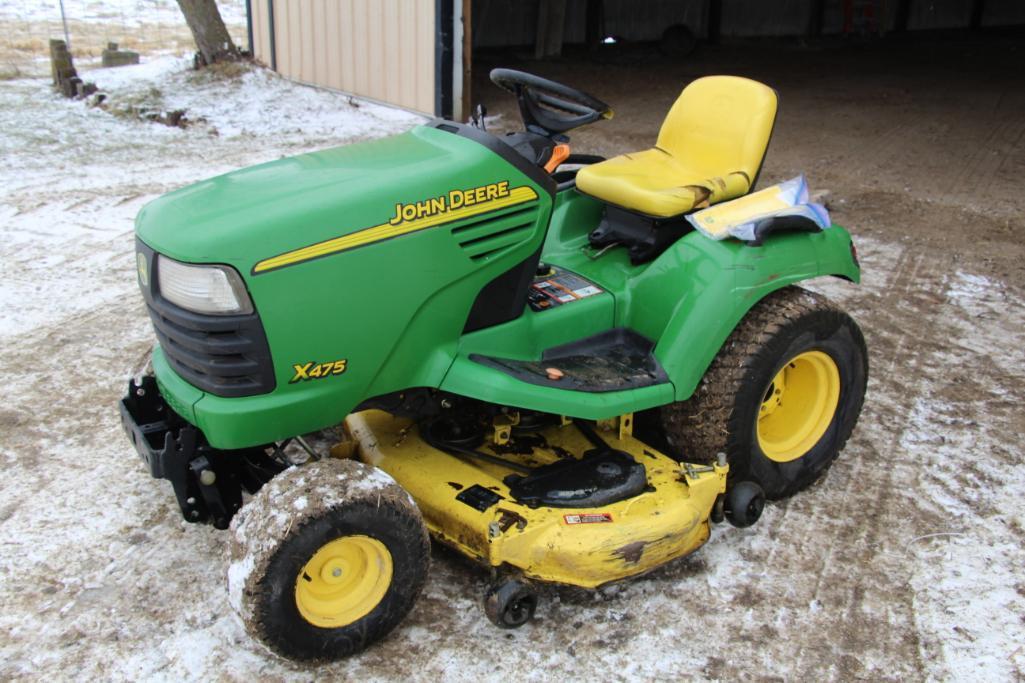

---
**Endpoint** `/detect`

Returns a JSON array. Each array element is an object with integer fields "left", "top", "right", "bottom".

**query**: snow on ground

[
  {"left": 807, "top": 245, "right": 1025, "bottom": 681},
  {"left": 0, "top": 0, "right": 246, "bottom": 28},
  {"left": 0, "top": 57, "right": 420, "bottom": 679},
  {"left": 1, "top": 54, "right": 1024, "bottom": 682},
  {"left": 0, "top": 56, "right": 420, "bottom": 340}
]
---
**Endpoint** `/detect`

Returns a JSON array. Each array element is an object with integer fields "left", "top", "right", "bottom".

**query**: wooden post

[
  {"left": 49, "top": 39, "right": 78, "bottom": 96},
  {"left": 50, "top": 39, "right": 68, "bottom": 85},
  {"left": 49, "top": 38, "right": 95, "bottom": 98}
]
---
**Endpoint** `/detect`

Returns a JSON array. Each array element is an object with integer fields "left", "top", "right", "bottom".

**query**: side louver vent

[{"left": 451, "top": 206, "right": 538, "bottom": 261}]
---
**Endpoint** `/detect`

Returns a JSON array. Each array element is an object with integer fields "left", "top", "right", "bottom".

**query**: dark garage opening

[{"left": 463, "top": 0, "right": 1025, "bottom": 280}]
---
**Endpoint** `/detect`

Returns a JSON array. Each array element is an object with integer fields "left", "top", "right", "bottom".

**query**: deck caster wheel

[
  {"left": 710, "top": 494, "right": 726, "bottom": 524},
  {"left": 484, "top": 579, "right": 537, "bottom": 629},
  {"left": 725, "top": 481, "right": 765, "bottom": 528}
]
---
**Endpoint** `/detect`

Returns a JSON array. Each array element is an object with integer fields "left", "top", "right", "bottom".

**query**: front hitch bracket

[{"left": 120, "top": 376, "right": 284, "bottom": 529}]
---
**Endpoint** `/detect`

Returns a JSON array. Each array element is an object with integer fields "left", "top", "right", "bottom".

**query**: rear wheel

[
  {"left": 227, "top": 458, "right": 430, "bottom": 661},
  {"left": 661, "top": 286, "right": 867, "bottom": 499}
]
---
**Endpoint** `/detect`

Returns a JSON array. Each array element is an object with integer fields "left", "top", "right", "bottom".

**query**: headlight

[{"left": 156, "top": 255, "right": 254, "bottom": 315}]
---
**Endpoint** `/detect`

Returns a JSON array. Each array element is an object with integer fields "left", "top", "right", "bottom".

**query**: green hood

[{"left": 136, "top": 125, "right": 498, "bottom": 273}]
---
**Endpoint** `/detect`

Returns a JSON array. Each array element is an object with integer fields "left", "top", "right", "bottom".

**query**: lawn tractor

[{"left": 120, "top": 70, "right": 867, "bottom": 661}]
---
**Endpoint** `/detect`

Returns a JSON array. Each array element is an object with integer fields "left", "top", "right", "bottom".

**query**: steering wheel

[{"left": 490, "top": 68, "right": 613, "bottom": 136}]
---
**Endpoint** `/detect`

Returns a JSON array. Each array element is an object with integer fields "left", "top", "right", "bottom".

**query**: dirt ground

[{"left": 2, "top": 34, "right": 1024, "bottom": 681}]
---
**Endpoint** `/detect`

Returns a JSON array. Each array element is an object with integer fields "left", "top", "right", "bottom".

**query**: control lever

[{"left": 471, "top": 103, "right": 488, "bottom": 131}]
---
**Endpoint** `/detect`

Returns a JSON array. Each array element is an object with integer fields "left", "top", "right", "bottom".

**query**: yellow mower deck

[{"left": 344, "top": 410, "right": 727, "bottom": 589}]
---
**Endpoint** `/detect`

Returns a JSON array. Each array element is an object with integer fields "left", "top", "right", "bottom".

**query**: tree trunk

[{"left": 176, "top": 0, "right": 239, "bottom": 66}]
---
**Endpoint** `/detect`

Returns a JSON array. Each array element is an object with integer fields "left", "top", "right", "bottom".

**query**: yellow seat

[{"left": 576, "top": 76, "right": 778, "bottom": 218}]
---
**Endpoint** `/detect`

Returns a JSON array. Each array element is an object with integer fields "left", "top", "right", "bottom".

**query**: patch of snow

[
  {"left": 901, "top": 388, "right": 1025, "bottom": 680},
  {"left": 890, "top": 271, "right": 1025, "bottom": 681},
  {"left": 946, "top": 270, "right": 992, "bottom": 302},
  {"left": 89, "top": 57, "right": 420, "bottom": 140},
  {"left": 226, "top": 552, "right": 255, "bottom": 617},
  {"left": 0, "top": 0, "right": 247, "bottom": 29},
  {"left": 345, "top": 465, "right": 398, "bottom": 496},
  {"left": 89, "top": 53, "right": 189, "bottom": 90}
]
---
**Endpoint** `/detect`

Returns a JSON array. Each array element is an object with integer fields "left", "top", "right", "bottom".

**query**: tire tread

[{"left": 661, "top": 286, "right": 864, "bottom": 498}]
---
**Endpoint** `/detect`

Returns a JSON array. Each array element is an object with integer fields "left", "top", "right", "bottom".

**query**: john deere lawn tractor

[{"left": 120, "top": 70, "right": 867, "bottom": 661}]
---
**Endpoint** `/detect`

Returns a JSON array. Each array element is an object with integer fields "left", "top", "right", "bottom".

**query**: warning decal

[
  {"left": 528, "top": 266, "right": 604, "bottom": 311},
  {"left": 563, "top": 512, "right": 614, "bottom": 525}
]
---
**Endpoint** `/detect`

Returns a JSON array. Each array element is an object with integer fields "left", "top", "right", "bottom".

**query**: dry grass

[
  {"left": 0, "top": 62, "right": 23, "bottom": 80},
  {"left": 185, "top": 58, "right": 251, "bottom": 83},
  {"left": 0, "top": 16, "right": 246, "bottom": 78}
]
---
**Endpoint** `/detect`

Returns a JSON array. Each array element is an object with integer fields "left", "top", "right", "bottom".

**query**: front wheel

[
  {"left": 227, "top": 458, "right": 430, "bottom": 661},
  {"left": 661, "top": 286, "right": 868, "bottom": 499}
]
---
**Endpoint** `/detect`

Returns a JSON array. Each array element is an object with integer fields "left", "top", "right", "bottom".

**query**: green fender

[
  {"left": 641, "top": 226, "right": 860, "bottom": 401},
  {"left": 540, "top": 187, "right": 861, "bottom": 404}
]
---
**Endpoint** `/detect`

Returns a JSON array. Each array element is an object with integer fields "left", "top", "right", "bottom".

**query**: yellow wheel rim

[
  {"left": 757, "top": 350, "right": 841, "bottom": 463},
  {"left": 294, "top": 535, "right": 393, "bottom": 628}
]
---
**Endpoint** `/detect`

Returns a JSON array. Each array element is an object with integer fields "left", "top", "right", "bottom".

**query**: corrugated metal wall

[{"left": 251, "top": 0, "right": 436, "bottom": 116}]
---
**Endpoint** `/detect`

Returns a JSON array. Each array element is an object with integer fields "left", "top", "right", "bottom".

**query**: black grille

[
  {"left": 136, "top": 240, "right": 275, "bottom": 398},
  {"left": 146, "top": 299, "right": 276, "bottom": 397}
]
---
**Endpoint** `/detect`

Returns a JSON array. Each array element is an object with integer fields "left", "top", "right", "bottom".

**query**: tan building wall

[{"left": 251, "top": 0, "right": 438, "bottom": 116}]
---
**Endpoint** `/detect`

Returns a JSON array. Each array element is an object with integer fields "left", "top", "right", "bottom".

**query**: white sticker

[{"left": 563, "top": 513, "right": 614, "bottom": 525}]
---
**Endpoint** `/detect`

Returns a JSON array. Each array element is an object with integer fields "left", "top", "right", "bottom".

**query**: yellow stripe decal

[{"left": 253, "top": 185, "right": 539, "bottom": 274}]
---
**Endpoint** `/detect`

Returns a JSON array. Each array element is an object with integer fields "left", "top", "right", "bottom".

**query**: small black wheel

[
  {"left": 484, "top": 579, "right": 537, "bottom": 629},
  {"left": 661, "top": 286, "right": 868, "bottom": 500},
  {"left": 725, "top": 481, "right": 765, "bottom": 528},
  {"left": 227, "top": 459, "right": 430, "bottom": 662},
  {"left": 710, "top": 494, "right": 726, "bottom": 524}
]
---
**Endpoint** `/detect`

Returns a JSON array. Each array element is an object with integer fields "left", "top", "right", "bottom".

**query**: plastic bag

[{"left": 686, "top": 175, "right": 831, "bottom": 242}]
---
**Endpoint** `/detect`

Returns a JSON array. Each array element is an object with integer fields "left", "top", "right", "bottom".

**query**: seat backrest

[{"left": 656, "top": 76, "right": 778, "bottom": 188}]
